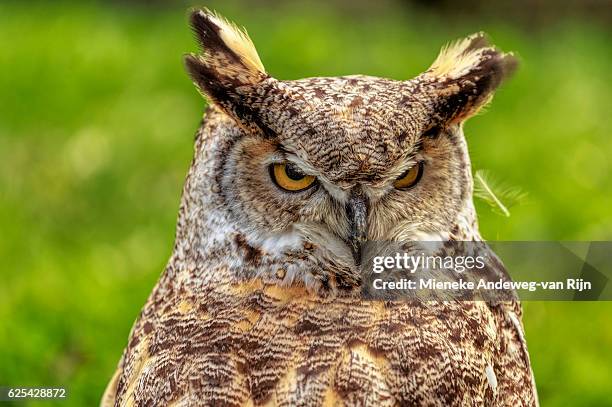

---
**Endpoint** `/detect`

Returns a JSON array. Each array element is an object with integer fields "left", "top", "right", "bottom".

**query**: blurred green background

[{"left": 0, "top": 0, "right": 610, "bottom": 405}]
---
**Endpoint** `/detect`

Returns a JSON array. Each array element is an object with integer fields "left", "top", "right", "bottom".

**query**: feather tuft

[
  {"left": 427, "top": 32, "right": 517, "bottom": 80},
  {"left": 474, "top": 170, "right": 527, "bottom": 217},
  {"left": 190, "top": 8, "right": 265, "bottom": 75}
]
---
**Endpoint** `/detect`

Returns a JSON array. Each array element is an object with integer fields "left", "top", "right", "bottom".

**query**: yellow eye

[
  {"left": 393, "top": 162, "right": 423, "bottom": 190},
  {"left": 270, "top": 163, "right": 316, "bottom": 192}
]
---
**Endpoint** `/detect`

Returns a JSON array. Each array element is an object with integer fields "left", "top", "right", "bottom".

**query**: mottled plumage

[{"left": 102, "top": 9, "right": 537, "bottom": 407}]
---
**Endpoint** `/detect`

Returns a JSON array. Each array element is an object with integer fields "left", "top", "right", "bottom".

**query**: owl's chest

[{"left": 120, "top": 280, "right": 501, "bottom": 406}]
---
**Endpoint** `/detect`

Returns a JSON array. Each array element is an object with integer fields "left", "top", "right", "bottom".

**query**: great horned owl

[{"left": 102, "top": 9, "right": 538, "bottom": 407}]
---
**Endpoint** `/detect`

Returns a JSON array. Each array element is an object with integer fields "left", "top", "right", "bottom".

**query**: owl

[{"left": 102, "top": 9, "right": 538, "bottom": 407}]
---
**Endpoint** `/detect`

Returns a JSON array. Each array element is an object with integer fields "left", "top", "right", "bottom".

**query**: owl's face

[
  {"left": 218, "top": 75, "right": 472, "bottom": 251},
  {"left": 183, "top": 10, "right": 516, "bottom": 279}
]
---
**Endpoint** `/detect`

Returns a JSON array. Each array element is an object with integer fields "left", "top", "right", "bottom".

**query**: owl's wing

[
  {"left": 489, "top": 300, "right": 539, "bottom": 406},
  {"left": 100, "top": 366, "right": 120, "bottom": 407},
  {"left": 470, "top": 241, "right": 539, "bottom": 405}
]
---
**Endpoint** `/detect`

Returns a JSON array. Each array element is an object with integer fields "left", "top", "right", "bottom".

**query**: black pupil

[
  {"left": 398, "top": 168, "right": 411, "bottom": 179},
  {"left": 398, "top": 162, "right": 421, "bottom": 180},
  {"left": 285, "top": 163, "right": 305, "bottom": 180}
]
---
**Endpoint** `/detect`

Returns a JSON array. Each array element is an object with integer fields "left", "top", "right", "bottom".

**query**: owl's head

[{"left": 178, "top": 10, "right": 516, "bottom": 288}]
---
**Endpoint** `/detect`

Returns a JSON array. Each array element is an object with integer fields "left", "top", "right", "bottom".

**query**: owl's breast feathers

[{"left": 103, "top": 274, "right": 537, "bottom": 407}]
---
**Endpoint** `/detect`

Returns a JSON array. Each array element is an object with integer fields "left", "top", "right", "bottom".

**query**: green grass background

[{"left": 0, "top": 1, "right": 611, "bottom": 405}]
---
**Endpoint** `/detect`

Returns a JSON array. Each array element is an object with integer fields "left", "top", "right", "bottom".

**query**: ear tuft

[
  {"left": 185, "top": 9, "right": 267, "bottom": 100},
  {"left": 423, "top": 32, "right": 518, "bottom": 124},
  {"left": 185, "top": 9, "right": 270, "bottom": 134},
  {"left": 427, "top": 32, "right": 517, "bottom": 80},
  {"left": 190, "top": 9, "right": 265, "bottom": 76}
]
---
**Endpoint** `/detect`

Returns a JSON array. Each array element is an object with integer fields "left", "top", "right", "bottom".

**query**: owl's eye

[
  {"left": 393, "top": 162, "right": 424, "bottom": 190},
  {"left": 270, "top": 163, "right": 316, "bottom": 192}
]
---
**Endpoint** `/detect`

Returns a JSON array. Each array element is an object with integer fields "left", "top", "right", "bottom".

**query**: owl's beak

[{"left": 345, "top": 189, "right": 369, "bottom": 266}]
